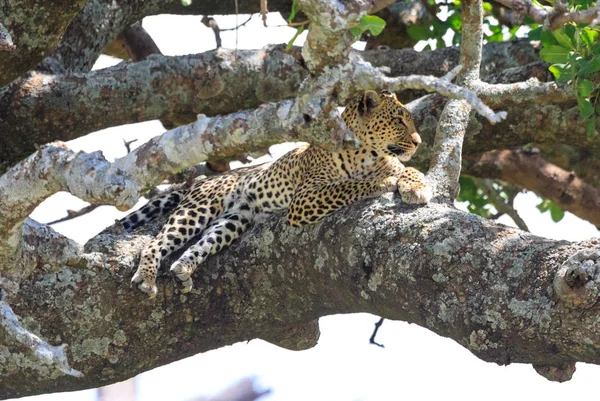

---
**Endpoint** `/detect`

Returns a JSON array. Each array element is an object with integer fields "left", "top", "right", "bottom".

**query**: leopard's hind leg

[
  {"left": 132, "top": 178, "right": 232, "bottom": 297},
  {"left": 170, "top": 207, "right": 253, "bottom": 293}
]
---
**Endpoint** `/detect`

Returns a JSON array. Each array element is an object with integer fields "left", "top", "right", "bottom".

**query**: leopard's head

[{"left": 342, "top": 90, "right": 421, "bottom": 161}]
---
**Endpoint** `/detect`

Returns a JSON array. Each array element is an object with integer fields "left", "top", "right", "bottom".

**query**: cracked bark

[{"left": 1, "top": 198, "right": 599, "bottom": 398}]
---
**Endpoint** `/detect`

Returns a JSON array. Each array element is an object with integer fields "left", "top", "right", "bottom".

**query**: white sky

[{"left": 14, "top": 11, "right": 600, "bottom": 401}]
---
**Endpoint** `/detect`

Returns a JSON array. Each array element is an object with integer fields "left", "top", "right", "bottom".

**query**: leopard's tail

[{"left": 120, "top": 190, "right": 186, "bottom": 232}]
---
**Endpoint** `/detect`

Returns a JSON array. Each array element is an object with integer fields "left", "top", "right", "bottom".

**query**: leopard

[{"left": 121, "top": 90, "right": 432, "bottom": 298}]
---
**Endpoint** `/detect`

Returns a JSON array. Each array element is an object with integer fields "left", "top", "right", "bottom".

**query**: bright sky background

[{"left": 15, "top": 11, "right": 600, "bottom": 401}]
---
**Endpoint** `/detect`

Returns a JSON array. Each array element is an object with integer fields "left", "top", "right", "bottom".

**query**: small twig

[
  {"left": 46, "top": 204, "right": 103, "bottom": 226},
  {"left": 219, "top": 15, "right": 254, "bottom": 31},
  {"left": 476, "top": 178, "right": 530, "bottom": 231},
  {"left": 0, "top": 295, "right": 83, "bottom": 377},
  {"left": 234, "top": 0, "right": 239, "bottom": 60},
  {"left": 286, "top": 20, "right": 311, "bottom": 27},
  {"left": 260, "top": 0, "right": 269, "bottom": 27},
  {"left": 123, "top": 138, "right": 138, "bottom": 154},
  {"left": 201, "top": 17, "right": 222, "bottom": 49},
  {"left": 369, "top": 317, "right": 385, "bottom": 348}
]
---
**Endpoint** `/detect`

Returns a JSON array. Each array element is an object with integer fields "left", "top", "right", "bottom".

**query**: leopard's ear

[
  {"left": 357, "top": 90, "right": 381, "bottom": 117},
  {"left": 379, "top": 90, "right": 398, "bottom": 101}
]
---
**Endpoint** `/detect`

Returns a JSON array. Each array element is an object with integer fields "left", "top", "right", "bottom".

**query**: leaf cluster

[{"left": 535, "top": 23, "right": 600, "bottom": 138}]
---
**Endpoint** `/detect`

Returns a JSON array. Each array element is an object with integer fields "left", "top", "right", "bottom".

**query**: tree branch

[
  {"left": 0, "top": 0, "right": 87, "bottom": 86},
  {"left": 426, "top": 0, "right": 483, "bottom": 201},
  {"left": 464, "top": 148, "right": 600, "bottom": 228},
  {"left": 494, "top": 0, "right": 600, "bottom": 30},
  {"left": 0, "top": 296, "right": 82, "bottom": 377},
  {"left": 475, "top": 178, "right": 530, "bottom": 231},
  {"left": 1, "top": 197, "right": 599, "bottom": 398},
  {"left": 0, "top": 46, "right": 305, "bottom": 172}
]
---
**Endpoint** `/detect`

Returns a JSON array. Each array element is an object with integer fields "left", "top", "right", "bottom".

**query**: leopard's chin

[{"left": 387, "top": 145, "right": 415, "bottom": 161}]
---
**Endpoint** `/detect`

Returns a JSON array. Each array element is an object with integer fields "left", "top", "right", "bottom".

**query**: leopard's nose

[{"left": 411, "top": 132, "right": 422, "bottom": 146}]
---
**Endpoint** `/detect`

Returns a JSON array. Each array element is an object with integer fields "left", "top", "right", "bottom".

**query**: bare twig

[
  {"left": 0, "top": 295, "right": 82, "bottom": 377},
  {"left": 476, "top": 178, "right": 530, "bottom": 231},
  {"left": 260, "top": 0, "right": 269, "bottom": 27},
  {"left": 219, "top": 15, "right": 254, "bottom": 31},
  {"left": 201, "top": 17, "right": 222, "bottom": 49},
  {"left": 46, "top": 204, "right": 103, "bottom": 226},
  {"left": 369, "top": 317, "right": 385, "bottom": 348},
  {"left": 123, "top": 138, "right": 138, "bottom": 154}
]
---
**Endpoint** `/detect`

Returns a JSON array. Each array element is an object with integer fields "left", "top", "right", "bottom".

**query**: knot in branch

[
  {"left": 553, "top": 249, "right": 600, "bottom": 309},
  {"left": 297, "top": 0, "right": 372, "bottom": 72},
  {"left": 532, "top": 362, "right": 576, "bottom": 383}
]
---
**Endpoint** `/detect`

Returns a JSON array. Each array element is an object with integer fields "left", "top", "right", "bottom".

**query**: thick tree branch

[
  {"left": 0, "top": 46, "right": 305, "bottom": 172},
  {"left": 464, "top": 148, "right": 600, "bottom": 228},
  {"left": 0, "top": 143, "right": 139, "bottom": 236},
  {"left": 1, "top": 198, "right": 599, "bottom": 398},
  {"left": 0, "top": 0, "right": 87, "bottom": 86},
  {"left": 1, "top": 43, "right": 519, "bottom": 173}
]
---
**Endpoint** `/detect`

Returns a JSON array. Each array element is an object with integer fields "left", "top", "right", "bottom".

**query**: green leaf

[
  {"left": 288, "top": 1, "right": 300, "bottom": 23},
  {"left": 577, "top": 79, "right": 595, "bottom": 96},
  {"left": 181, "top": 0, "right": 192, "bottom": 5},
  {"left": 539, "top": 28, "right": 557, "bottom": 46},
  {"left": 286, "top": 26, "right": 305, "bottom": 50},
  {"left": 579, "top": 56, "right": 600, "bottom": 76},
  {"left": 488, "top": 32, "right": 503, "bottom": 42},
  {"left": 549, "top": 203, "right": 565, "bottom": 222},
  {"left": 448, "top": 13, "right": 462, "bottom": 30},
  {"left": 358, "top": 15, "right": 386, "bottom": 36},
  {"left": 582, "top": 28, "right": 599, "bottom": 47},
  {"left": 407, "top": 24, "right": 431, "bottom": 41},
  {"left": 540, "top": 45, "right": 570, "bottom": 63},
  {"left": 528, "top": 27, "right": 541, "bottom": 41},
  {"left": 482, "top": 2, "right": 493, "bottom": 11},
  {"left": 586, "top": 118, "right": 597, "bottom": 138},
  {"left": 578, "top": 97, "right": 594, "bottom": 118},
  {"left": 553, "top": 27, "right": 573, "bottom": 49},
  {"left": 537, "top": 199, "right": 551, "bottom": 212},
  {"left": 549, "top": 63, "right": 573, "bottom": 82}
]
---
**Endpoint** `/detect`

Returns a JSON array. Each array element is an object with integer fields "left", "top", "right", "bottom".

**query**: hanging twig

[
  {"left": 201, "top": 17, "right": 222, "bottom": 49},
  {"left": 260, "top": 0, "right": 269, "bottom": 27},
  {"left": 369, "top": 317, "right": 385, "bottom": 348}
]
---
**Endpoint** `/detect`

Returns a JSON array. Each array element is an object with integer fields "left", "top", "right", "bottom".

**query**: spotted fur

[{"left": 122, "top": 90, "right": 431, "bottom": 297}]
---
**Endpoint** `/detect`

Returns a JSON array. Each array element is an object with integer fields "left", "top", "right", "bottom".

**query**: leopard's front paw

[
  {"left": 170, "top": 261, "right": 194, "bottom": 294},
  {"left": 400, "top": 183, "right": 432, "bottom": 204},
  {"left": 131, "top": 269, "right": 158, "bottom": 299}
]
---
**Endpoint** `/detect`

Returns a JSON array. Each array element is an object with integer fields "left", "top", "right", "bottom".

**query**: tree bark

[
  {"left": 1, "top": 196, "right": 599, "bottom": 398},
  {"left": 0, "top": 0, "right": 87, "bottom": 86}
]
